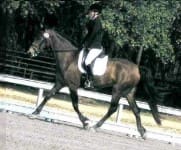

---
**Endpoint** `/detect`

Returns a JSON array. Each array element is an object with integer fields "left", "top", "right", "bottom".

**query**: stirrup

[{"left": 84, "top": 79, "right": 94, "bottom": 88}]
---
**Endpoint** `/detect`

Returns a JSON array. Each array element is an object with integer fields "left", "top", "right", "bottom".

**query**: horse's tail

[{"left": 140, "top": 66, "right": 162, "bottom": 125}]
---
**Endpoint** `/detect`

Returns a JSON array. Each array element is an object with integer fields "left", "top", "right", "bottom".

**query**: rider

[{"left": 82, "top": 3, "right": 103, "bottom": 88}]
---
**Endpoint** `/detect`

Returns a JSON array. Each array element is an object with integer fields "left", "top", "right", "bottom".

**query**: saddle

[{"left": 78, "top": 49, "right": 108, "bottom": 76}]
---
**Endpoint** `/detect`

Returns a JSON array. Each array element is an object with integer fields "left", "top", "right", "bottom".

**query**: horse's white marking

[
  {"left": 43, "top": 32, "right": 50, "bottom": 38},
  {"left": 85, "top": 120, "right": 93, "bottom": 125}
]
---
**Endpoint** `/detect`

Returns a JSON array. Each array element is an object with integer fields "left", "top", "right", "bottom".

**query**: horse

[{"left": 27, "top": 29, "right": 161, "bottom": 138}]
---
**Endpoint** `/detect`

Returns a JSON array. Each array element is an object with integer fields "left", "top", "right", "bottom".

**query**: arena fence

[{"left": 0, "top": 48, "right": 56, "bottom": 82}]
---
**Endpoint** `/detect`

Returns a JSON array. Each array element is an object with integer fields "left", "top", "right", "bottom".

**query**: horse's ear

[{"left": 40, "top": 30, "right": 44, "bottom": 35}]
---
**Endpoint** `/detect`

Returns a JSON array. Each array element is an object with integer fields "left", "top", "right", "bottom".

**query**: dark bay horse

[{"left": 28, "top": 29, "right": 161, "bottom": 138}]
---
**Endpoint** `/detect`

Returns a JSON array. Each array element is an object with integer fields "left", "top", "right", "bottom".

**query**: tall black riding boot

[{"left": 85, "top": 65, "right": 94, "bottom": 88}]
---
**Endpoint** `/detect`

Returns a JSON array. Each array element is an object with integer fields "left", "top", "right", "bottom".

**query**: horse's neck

[{"left": 50, "top": 31, "right": 78, "bottom": 71}]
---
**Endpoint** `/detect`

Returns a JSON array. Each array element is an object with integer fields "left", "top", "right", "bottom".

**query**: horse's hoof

[
  {"left": 28, "top": 114, "right": 38, "bottom": 119},
  {"left": 89, "top": 127, "right": 97, "bottom": 133},
  {"left": 141, "top": 132, "right": 147, "bottom": 140},
  {"left": 139, "top": 127, "right": 147, "bottom": 139},
  {"left": 28, "top": 111, "right": 40, "bottom": 119},
  {"left": 32, "top": 110, "right": 39, "bottom": 115},
  {"left": 88, "top": 124, "right": 99, "bottom": 132},
  {"left": 83, "top": 120, "right": 92, "bottom": 130},
  {"left": 127, "top": 134, "right": 134, "bottom": 138}
]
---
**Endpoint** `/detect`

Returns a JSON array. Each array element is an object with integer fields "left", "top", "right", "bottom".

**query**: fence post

[
  {"left": 116, "top": 104, "right": 123, "bottom": 123},
  {"left": 36, "top": 88, "right": 44, "bottom": 106}
]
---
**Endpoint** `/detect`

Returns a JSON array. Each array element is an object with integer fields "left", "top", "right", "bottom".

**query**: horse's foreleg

[
  {"left": 69, "top": 89, "right": 90, "bottom": 128},
  {"left": 32, "top": 84, "right": 61, "bottom": 115},
  {"left": 127, "top": 88, "right": 146, "bottom": 138}
]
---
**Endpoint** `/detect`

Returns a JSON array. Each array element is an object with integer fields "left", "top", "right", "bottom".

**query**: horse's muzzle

[{"left": 27, "top": 47, "right": 36, "bottom": 57}]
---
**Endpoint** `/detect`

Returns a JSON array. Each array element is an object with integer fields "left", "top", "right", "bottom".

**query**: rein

[
  {"left": 53, "top": 49, "right": 78, "bottom": 52},
  {"left": 42, "top": 31, "right": 78, "bottom": 53}
]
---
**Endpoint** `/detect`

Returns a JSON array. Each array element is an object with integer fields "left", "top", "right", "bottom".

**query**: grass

[{"left": 0, "top": 84, "right": 181, "bottom": 134}]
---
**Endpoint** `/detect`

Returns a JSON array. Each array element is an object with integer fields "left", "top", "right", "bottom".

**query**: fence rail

[
  {"left": 0, "top": 73, "right": 181, "bottom": 144},
  {"left": 1, "top": 49, "right": 56, "bottom": 82},
  {"left": 0, "top": 73, "right": 181, "bottom": 117}
]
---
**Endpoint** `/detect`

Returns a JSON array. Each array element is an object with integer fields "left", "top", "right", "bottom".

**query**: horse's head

[
  {"left": 27, "top": 30, "right": 52, "bottom": 57},
  {"left": 28, "top": 29, "right": 78, "bottom": 57}
]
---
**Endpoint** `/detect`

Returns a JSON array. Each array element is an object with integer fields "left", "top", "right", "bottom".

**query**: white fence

[
  {"left": 0, "top": 73, "right": 181, "bottom": 144},
  {"left": 0, "top": 74, "right": 181, "bottom": 118}
]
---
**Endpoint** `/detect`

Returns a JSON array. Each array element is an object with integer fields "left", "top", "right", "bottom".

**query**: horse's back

[
  {"left": 110, "top": 58, "right": 137, "bottom": 67},
  {"left": 107, "top": 58, "right": 140, "bottom": 85}
]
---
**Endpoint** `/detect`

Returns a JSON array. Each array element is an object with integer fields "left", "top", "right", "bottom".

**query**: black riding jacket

[{"left": 83, "top": 16, "right": 103, "bottom": 49}]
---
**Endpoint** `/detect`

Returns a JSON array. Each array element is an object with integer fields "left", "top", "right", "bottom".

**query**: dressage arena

[
  {"left": 0, "top": 76, "right": 181, "bottom": 150},
  {"left": 0, "top": 111, "right": 180, "bottom": 150}
]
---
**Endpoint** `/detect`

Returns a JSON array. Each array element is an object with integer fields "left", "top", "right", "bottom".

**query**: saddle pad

[{"left": 78, "top": 50, "right": 108, "bottom": 76}]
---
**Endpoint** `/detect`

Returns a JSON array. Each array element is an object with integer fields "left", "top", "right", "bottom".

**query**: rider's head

[{"left": 87, "top": 3, "right": 102, "bottom": 20}]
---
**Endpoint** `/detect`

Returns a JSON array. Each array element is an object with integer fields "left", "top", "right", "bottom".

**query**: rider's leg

[
  {"left": 85, "top": 48, "right": 102, "bottom": 65},
  {"left": 84, "top": 48, "right": 102, "bottom": 88},
  {"left": 85, "top": 64, "right": 94, "bottom": 88}
]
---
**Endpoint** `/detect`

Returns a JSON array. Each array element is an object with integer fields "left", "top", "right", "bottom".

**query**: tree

[
  {"left": 101, "top": 0, "right": 179, "bottom": 64},
  {"left": 2, "top": 0, "right": 180, "bottom": 63},
  {"left": 171, "top": 8, "right": 181, "bottom": 77}
]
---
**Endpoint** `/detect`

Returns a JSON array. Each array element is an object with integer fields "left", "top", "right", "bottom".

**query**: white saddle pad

[{"left": 78, "top": 50, "right": 108, "bottom": 76}]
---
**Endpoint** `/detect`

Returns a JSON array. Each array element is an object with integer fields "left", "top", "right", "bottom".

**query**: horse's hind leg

[
  {"left": 32, "top": 84, "right": 62, "bottom": 115},
  {"left": 93, "top": 85, "right": 121, "bottom": 129},
  {"left": 126, "top": 88, "right": 146, "bottom": 138},
  {"left": 69, "top": 89, "right": 90, "bottom": 129}
]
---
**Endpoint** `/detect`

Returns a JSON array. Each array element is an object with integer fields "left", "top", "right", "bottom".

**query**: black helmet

[{"left": 88, "top": 3, "right": 102, "bottom": 13}]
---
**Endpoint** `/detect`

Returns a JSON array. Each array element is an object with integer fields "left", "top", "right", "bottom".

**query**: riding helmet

[{"left": 88, "top": 3, "right": 102, "bottom": 13}]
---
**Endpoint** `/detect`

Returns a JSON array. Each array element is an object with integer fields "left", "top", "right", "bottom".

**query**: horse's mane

[{"left": 45, "top": 29, "right": 78, "bottom": 51}]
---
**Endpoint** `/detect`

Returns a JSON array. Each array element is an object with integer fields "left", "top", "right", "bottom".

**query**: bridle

[{"left": 30, "top": 32, "right": 78, "bottom": 56}]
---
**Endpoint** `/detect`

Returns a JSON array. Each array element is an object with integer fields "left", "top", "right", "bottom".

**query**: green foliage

[
  {"left": 132, "top": 1, "right": 176, "bottom": 63},
  {"left": 101, "top": 0, "right": 180, "bottom": 63},
  {"left": 171, "top": 7, "right": 181, "bottom": 56}
]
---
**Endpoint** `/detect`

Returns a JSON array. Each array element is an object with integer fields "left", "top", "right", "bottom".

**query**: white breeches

[{"left": 84, "top": 48, "right": 103, "bottom": 65}]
